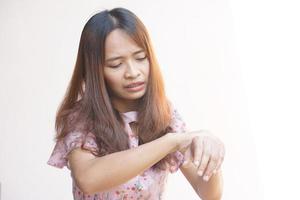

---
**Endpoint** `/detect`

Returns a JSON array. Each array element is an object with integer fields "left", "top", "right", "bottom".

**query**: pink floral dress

[{"left": 47, "top": 108, "right": 187, "bottom": 200}]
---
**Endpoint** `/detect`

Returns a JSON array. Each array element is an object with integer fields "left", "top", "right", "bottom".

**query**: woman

[{"left": 47, "top": 7, "right": 225, "bottom": 200}]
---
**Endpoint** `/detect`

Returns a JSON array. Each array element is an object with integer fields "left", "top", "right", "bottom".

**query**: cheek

[
  {"left": 143, "top": 62, "right": 150, "bottom": 78},
  {"left": 104, "top": 71, "right": 122, "bottom": 90}
]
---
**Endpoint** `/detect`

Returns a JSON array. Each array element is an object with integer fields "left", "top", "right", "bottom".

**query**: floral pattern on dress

[{"left": 47, "top": 105, "right": 187, "bottom": 200}]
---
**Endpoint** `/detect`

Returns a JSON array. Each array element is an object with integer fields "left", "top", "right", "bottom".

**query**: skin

[
  {"left": 102, "top": 28, "right": 225, "bottom": 199},
  {"left": 104, "top": 29, "right": 149, "bottom": 113},
  {"left": 177, "top": 130, "right": 225, "bottom": 199}
]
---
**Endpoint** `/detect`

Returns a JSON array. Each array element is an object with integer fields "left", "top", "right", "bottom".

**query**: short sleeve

[
  {"left": 158, "top": 104, "right": 190, "bottom": 173},
  {"left": 169, "top": 106, "right": 188, "bottom": 133},
  {"left": 47, "top": 131, "right": 99, "bottom": 169}
]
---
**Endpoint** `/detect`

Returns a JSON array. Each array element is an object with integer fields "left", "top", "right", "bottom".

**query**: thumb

[{"left": 182, "top": 147, "right": 193, "bottom": 167}]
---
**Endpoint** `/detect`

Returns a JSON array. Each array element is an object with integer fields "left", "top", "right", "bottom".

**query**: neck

[{"left": 111, "top": 98, "right": 140, "bottom": 113}]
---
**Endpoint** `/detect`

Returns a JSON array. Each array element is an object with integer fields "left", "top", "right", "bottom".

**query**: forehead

[{"left": 105, "top": 29, "right": 142, "bottom": 56}]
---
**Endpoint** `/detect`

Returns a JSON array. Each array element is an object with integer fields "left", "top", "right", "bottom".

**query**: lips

[{"left": 125, "top": 81, "right": 145, "bottom": 88}]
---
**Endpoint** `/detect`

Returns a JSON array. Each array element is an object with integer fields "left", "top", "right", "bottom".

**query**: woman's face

[{"left": 104, "top": 29, "right": 150, "bottom": 110}]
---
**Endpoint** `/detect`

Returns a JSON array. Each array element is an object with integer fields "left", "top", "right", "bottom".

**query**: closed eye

[
  {"left": 109, "top": 63, "right": 122, "bottom": 68},
  {"left": 136, "top": 56, "right": 147, "bottom": 61}
]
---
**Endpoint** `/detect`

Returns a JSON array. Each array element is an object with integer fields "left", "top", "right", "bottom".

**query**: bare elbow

[
  {"left": 75, "top": 175, "right": 91, "bottom": 194},
  {"left": 72, "top": 172, "right": 96, "bottom": 195},
  {"left": 70, "top": 166, "right": 100, "bottom": 194},
  {"left": 75, "top": 173, "right": 107, "bottom": 195}
]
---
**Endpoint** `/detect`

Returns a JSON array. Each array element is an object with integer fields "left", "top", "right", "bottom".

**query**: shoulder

[
  {"left": 47, "top": 131, "right": 99, "bottom": 169},
  {"left": 168, "top": 101, "right": 188, "bottom": 133}
]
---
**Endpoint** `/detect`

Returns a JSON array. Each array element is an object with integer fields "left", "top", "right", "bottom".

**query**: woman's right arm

[{"left": 68, "top": 132, "right": 186, "bottom": 194}]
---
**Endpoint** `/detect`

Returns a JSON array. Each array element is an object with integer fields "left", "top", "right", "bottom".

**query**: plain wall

[{"left": 1, "top": 0, "right": 299, "bottom": 199}]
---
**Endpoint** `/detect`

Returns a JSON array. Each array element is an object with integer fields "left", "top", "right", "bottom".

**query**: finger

[
  {"left": 182, "top": 146, "right": 193, "bottom": 167},
  {"left": 192, "top": 137, "right": 203, "bottom": 167},
  {"left": 214, "top": 143, "right": 225, "bottom": 173},
  {"left": 203, "top": 153, "right": 219, "bottom": 181},
  {"left": 197, "top": 145, "right": 210, "bottom": 177}
]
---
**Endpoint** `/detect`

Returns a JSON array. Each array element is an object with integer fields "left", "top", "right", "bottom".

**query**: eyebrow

[{"left": 105, "top": 49, "right": 145, "bottom": 62}]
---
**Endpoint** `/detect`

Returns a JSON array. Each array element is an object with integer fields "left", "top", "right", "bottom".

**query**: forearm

[
  {"left": 80, "top": 133, "right": 177, "bottom": 194},
  {"left": 180, "top": 163, "right": 223, "bottom": 200},
  {"left": 197, "top": 171, "right": 223, "bottom": 200}
]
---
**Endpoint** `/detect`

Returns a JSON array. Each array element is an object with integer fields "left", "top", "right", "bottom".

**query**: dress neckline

[{"left": 120, "top": 111, "right": 138, "bottom": 124}]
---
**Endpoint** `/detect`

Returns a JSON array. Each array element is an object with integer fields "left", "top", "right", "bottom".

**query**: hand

[{"left": 178, "top": 129, "right": 225, "bottom": 182}]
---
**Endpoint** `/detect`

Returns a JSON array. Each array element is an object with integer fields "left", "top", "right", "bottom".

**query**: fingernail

[
  {"left": 203, "top": 175, "right": 209, "bottom": 181},
  {"left": 213, "top": 169, "right": 217, "bottom": 174},
  {"left": 193, "top": 161, "right": 199, "bottom": 166},
  {"left": 183, "top": 160, "right": 188, "bottom": 166},
  {"left": 197, "top": 170, "right": 203, "bottom": 176}
]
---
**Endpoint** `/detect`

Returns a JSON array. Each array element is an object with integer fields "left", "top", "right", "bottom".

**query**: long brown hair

[{"left": 54, "top": 7, "right": 172, "bottom": 157}]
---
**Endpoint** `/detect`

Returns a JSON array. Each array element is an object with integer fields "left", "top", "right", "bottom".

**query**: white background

[{"left": 1, "top": 0, "right": 299, "bottom": 199}]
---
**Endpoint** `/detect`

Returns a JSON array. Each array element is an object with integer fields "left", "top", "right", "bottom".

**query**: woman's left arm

[
  {"left": 179, "top": 130, "right": 225, "bottom": 200},
  {"left": 180, "top": 163, "right": 223, "bottom": 200}
]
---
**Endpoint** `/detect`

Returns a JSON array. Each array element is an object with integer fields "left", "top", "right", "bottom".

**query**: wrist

[{"left": 164, "top": 132, "right": 180, "bottom": 153}]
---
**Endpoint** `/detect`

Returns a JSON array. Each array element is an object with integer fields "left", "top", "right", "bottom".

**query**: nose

[{"left": 124, "top": 60, "right": 140, "bottom": 79}]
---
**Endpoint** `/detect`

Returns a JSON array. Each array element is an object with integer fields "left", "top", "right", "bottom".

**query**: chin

[
  {"left": 122, "top": 89, "right": 146, "bottom": 100},
  {"left": 126, "top": 92, "right": 145, "bottom": 100}
]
